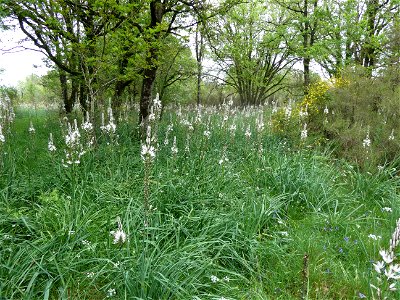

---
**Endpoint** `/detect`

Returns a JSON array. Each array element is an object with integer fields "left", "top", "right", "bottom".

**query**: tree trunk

[
  {"left": 304, "top": 56, "right": 311, "bottom": 93},
  {"left": 70, "top": 75, "right": 79, "bottom": 109},
  {"left": 196, "top": 57, "right": 202, "bottom": 107},
  {"left": 363, "top": 0, "right": 378, "bottom": 70},
  {"left": 302, "top": 0, "right": 310, "bottom": 95},
  {"left": 139, "top": 65, "right": 158, "bottom": 126},
  {"left": 59, "top": 71, "right": 72, "bottom": 113},
  {"left": 138, "top": 0, "right": 164, "bottom": 126},
  {"left": 79, "top": 81, "right": 89, "bottom": 112},
  {"left": 113, "top": 79, "right": 134, "bottom": 112}
]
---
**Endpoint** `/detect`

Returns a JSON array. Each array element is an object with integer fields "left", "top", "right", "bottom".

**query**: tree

[
  {"left": 314, "top": 0, "right": 399, "bottom": 77},
  {"left": 207, "top": 0, "right": 296, "bottom": 105},
  {"left": 154, "top": 36, "right": 196, "bottom": 109},
  {"left": 135, "top": 0, "right": 214, "bottom": 126},
  {"left": 273, "top": 0, "right": 324, "bottom": 93},
  {"left": 1, "top": 0, "right": 133, "bottom": 112},
  {"left": 359, "top": 0, "right": 399, "bottom": 70},
  {"left": 194, "top": 20, "right": 205, "bottom": 106},
  {"left": 1, "top": 0, "right": 232, "bottom": 125}
]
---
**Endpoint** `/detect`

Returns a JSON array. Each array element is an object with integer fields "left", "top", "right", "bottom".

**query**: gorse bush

[
  {"left": 324, "top": 66, "right": 400, "bottom": 168},
  {"left": 270, "top": 76, "right": 348, "bottom": 146},
  {"left": 271, "top": 66, "right": 400, "bottom": 170}
]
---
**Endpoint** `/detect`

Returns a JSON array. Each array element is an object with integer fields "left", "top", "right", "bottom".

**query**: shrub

[
  {"left": 323, "top": 66, "right": 400, "bottom": 169},
  {"left": 271, "top": 65, "right": 400, "bottom": 170}
]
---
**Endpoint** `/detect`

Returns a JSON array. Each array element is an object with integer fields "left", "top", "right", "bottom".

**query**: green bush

[
  {"left": 271, "top": 65, "right": 400, "bottom": 170},
  {"left": 323, "top": 66, "right": 400, "bottom": 169}
]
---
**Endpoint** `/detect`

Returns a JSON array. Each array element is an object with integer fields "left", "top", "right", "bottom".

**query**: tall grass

[{"left": 1, "top": 105, "right": 400, "bottom": 299}]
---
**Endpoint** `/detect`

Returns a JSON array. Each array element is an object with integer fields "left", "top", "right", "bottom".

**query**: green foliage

[
  {"left": 207, "top": 0, "right": 295, "bottom": 105},
  {"left": 271, "top": 65, "right": 400, "bottom": 169},
  {"left": 323, "top": 66, "right": 400, "bottom": 168},
  {"left": 2, "top": 0, "right": 399, "bottom": 113},
  {"left": 154, "top": 37, "right": 197, "bottom": 105},
  {"left": 1, "top": 106, "right": 400, "bottom": 299},
  {"left": 0, "top": 85, "right": 18, "bottom": 102},
  {"left": 17, "top": 74, "right": 61, "bottom": 107}
]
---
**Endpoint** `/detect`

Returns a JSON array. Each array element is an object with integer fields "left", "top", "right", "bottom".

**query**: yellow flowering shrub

[
  {"left": 298, "top": 77, "right": 350, "bottom": 115},
  {"left": 299, "top": 81, "right": 330, "bottom": 114},
  {"left": 271, "top": 75, "right": 350, "bottom": 142},
  {"left": 271, "top": 65, "right": 400, "bottom": 170}
]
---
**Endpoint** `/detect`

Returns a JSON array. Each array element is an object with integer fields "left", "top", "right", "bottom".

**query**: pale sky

[{"left": 0, "top": 26, "right": 49, "bottom": 87}]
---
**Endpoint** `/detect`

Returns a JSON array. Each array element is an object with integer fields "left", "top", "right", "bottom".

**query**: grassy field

[{"left": 1, "top": 105, "right": 400, "bottom": 299}]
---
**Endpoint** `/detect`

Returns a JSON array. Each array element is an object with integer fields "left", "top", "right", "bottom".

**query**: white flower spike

[{"left": 110, "top": 217, "right": 127, "bottom": 245}]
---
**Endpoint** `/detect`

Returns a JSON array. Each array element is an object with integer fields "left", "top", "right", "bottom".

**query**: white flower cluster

[
  {"left": 382, "top": 207, "right": 393, "bottom": 213},
  {"left": 148, "top": 93, "right": 162, "bottom": 122},
  {"left": 221, "top": 99, "right": 233, "bottom": 126},
  {"left": 180, "top": 118, "right": 194, "bottom": 131},
  {"left": 369, "top": 234, "right": 382, "bottom": 240},
  {"left": 81, "top": 111, "right": 93, "bottom": 132},
  {"left": 48, "top": 133, "right": 56, "bottom": 152},
  {"left": 110, "top": 217, "right": 127, "bottom": 244},
  {"left": 389, "top": 129, "right": 395, "bottom": 141},
  {"left": 100, "top": 106, "right": 116, "bottom": 134},
  {"left": 171, "top": 136, "right": 178, "bottom": 155},
  {"left": 210, "top": 275, "right": 230, "bottom": 283},
  {"left": 164, "top": 123, "right": 173, "bottom": 145},
  {"left": 0, "top": 95, "right": 15, "bottom": 144},
  {"left": 284, "top": 102, "right": 292, "bottom": 119},
  {"left": 301, "top": 123, "right": 308, "bottom": 140},
  {"left": 153, "top": 93, "right": 162, "bottom": 112},
  {"left": 363, "top": 130, "right": 371, "bottom": 148},
  {"left": 141, "top": 125, "right": 156, "bottom": 161},
  {"left": 203, "top": 129, "right": 211, "bottom": 139},
  {"left": 371, "top": 218, "right": 400, "bottom": 297},
  {"left": 107, "top": 288, "right": 116, "bottom": 298},
  {"left": 256, "top": 114, "right": 264, "bottom": 133},
  {"left": 229, "top": 124, "right": 237, "bottom": 136},
  {"left": 28, "top": 120, "right": 35, "bottom": 134},
  {"left": 299, "top": 105, "right": 308, "bottom": 118},
  {"left": 176, "top": 105, "right": 182, "bottom": 118},
  {"left": 81, "top": 112, "right": 95, "bottom": 148},
  {"left": 0, "top": 124, "right": 5, "bottom": 143},
  {"left": 141, "top": 94, "right": 162, "bottom": 162},
  {"left": 65, "top": 119, "right": 81, "bottom": 148},
  {"left": 271, "top": 101, "right": 278, "bottom": 114},
  {"left": 184, "top": 133, "right": 190, "bottom": 154},
  {"left": 62, "top": 119, "right": 86, "bottom": 167},
  {"left": 195, "top": 106, "right": 202, "bottom": 124},
  {"left": 0, "top": 95, "right": 15, "bottom": 123},
  {"left": 218, "top": 148, "right": 229, "bottom": 165},
  {"left": 372, "top": 250, "right": 400, "bottom": 293},
  {"left": 245, "top": 125, "right": 251, "bottom": 138}
]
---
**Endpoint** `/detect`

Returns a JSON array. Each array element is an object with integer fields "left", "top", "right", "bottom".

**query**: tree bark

[
  {"left": 140, "top": 64, "right": 158, "bottom": 126},
  {"left": 302, "top": 0, "right": 310, "bottom": 94},
  {"left": 304, "top": 56, "right": 311, "bottom": 93},
  {"left": 138, "top": 0, "right": 164, "bottom": 126},
  {"left": 112, "top": 51, "right": 134, "bottom": 112},
  {"left": 362, "top": 0, "right": 378, "bottom": 71},
  {"left": 113, "top": 79, "right": 134, "bottom": 111},
  {"left": 59, "top": 71, "right": 72, "bottom": 113}
]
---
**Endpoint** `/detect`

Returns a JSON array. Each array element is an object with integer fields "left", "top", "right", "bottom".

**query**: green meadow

[{"left": 1, "top": 105, "right": 400, "bottom": 300}]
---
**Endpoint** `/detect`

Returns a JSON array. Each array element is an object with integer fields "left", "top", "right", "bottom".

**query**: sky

[{"left": 0, "top": 26, "right": 49, "bottom": 87}]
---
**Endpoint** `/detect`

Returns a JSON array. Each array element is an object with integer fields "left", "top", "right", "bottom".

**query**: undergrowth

[{"left": 0, "top": 107, "right": 400, "bottom": 299}]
